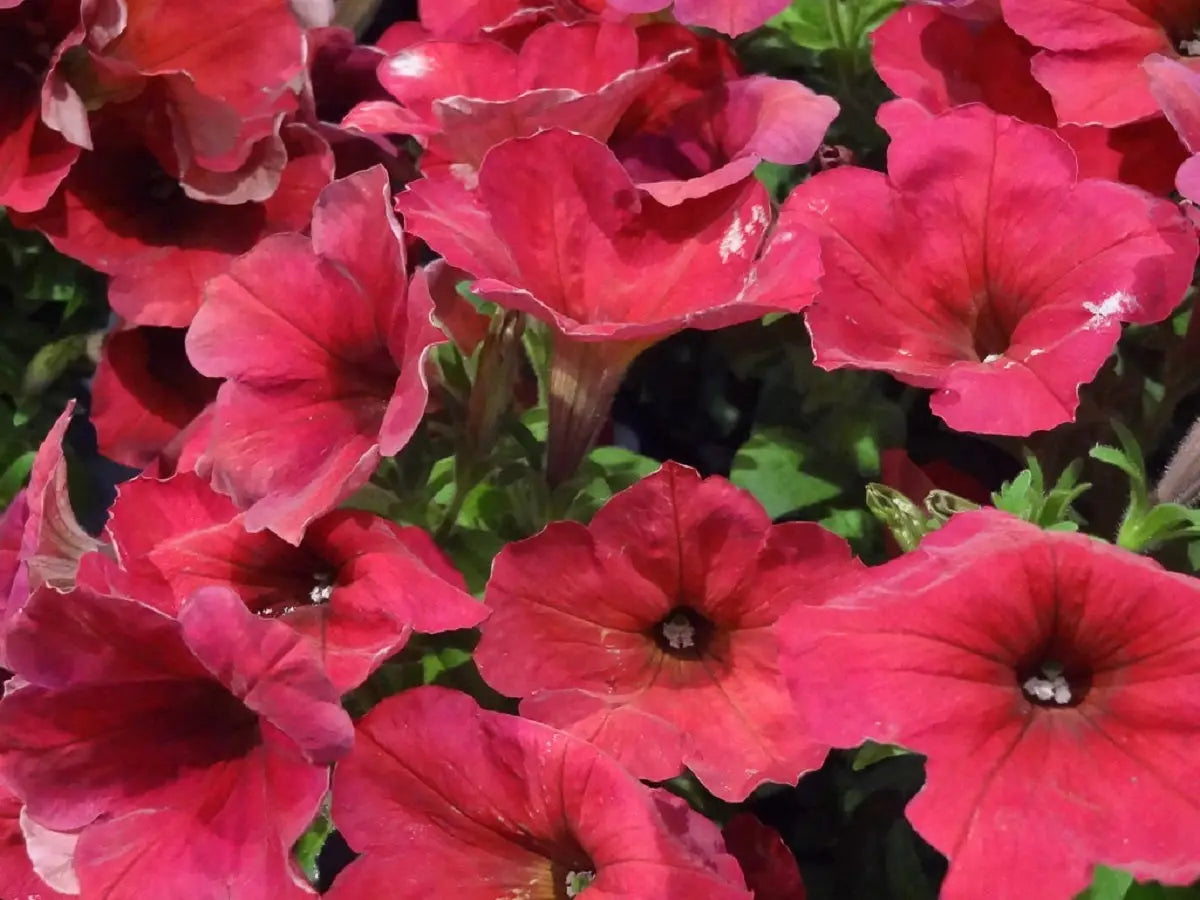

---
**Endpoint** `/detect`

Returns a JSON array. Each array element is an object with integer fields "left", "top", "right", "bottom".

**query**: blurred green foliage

[{"left": 0, "top": 209, "right": 108, "bottom": 505}]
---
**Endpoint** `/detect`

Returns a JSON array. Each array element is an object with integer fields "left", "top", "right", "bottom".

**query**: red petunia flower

[
  {"left": 15, "top": 105, "right": 334, "bottom": 327},
  {"left": 871, "top": 4, "right": 1186, "bottom": 193},
  {"left": 102, "top": 471, "right": 484, "bottom": 691},
  {"left": 186, "top": 165, "right": 444, "bottom": 544},
  {"left": 0, "top": 0, "right": 89, "bottom": 212},
  {"left": 0, "top": 582, "right": 352, "bottom": 898},
  {"left": 604, "top": 0, "right": 787, "bottom": 36},
  {"left": 397, "top": 128, "right": 819, "bottom": 484},
  {"left": 792, "top": 104, "right": 1196, "bottom": 436},
  {"left": 351, "top": 21, "right": 676, "bottom": 177},
  {"left": 722, "top": 814, "right": 806, "bottom": 900},
  {"left": 1000, "top": 0, "right": 1200, "bottom": 127},
  {"left": 325, "top": 685, "right": 754, "bottom": 899},
  {"left": 777, "top": 509, "right": 1200, "bottom": 900},
  {"left": 1145, "top": 53, "right": 1200, "bottom": 206},
  {"left": 91, "top": 325, "right": 221, "bottom": 469},
  {"left": 474, "top": 462, "right": 860, "bottom": 800},
  {"left": 79, "top": 0, "right": 309, "bottom": 195}
]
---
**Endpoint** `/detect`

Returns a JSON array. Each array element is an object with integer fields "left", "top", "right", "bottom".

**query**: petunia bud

[
  {"left": 464, "top": 310, "right": 524, "bottom": 465},
  {"left": 866, "top": 483, "right": 932, "bottom": 552}
]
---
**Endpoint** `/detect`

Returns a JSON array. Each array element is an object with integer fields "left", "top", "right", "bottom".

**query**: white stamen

[
  {"left": 310, "top": 579, "right": 334, "bottom": 605},
  {"left": 565, "top": 870, "right": 595, "bottom": 897},
  {"left": 661, "top": 615, "right": 695, "bottom": 651},
  {"left": 1181, "top": 39, "right": 1200, "bottom": 56},
  {"left": 982, "top": 353, "right": 1003, "bottom": 364},
  {"left": 1022, "top": 662, "right": 1072, "bottom": 705}
]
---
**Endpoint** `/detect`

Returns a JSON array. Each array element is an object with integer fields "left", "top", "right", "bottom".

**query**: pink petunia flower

[
  {"left": 102, "top": 471, "right": 485, "bottom": 691},
  {"left": 0, "top": 583, "right": 353, "bottom": 898},
  {"left": 474, "top": 462, "right": 860, "bottom": 800},
  {"left": 871, "top": 4, "right": 1187, "bottom": 194},
  {"left": 791, "top": 104, "right": 1197, "bottom": 436},
  {"left": 777, "top": 509, "right": 1200, "bottom": 900},
  {"left": 186, "top": 165, "right": 445, "bottom": 544},
  {"left": 325, "top": 685, "right": 754, "bottom": 899},
  {"left": 1000, "top": 0, "right": 1200, "bottom": 127},
  {"left": 396, "top": 128, "right": 819, "bottom": 484}
]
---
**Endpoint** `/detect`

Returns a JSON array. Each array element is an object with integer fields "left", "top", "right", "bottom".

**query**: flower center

[
  {"left": 652, "top": 606, "right": 714, "bottom": 658},
  {"left": 310, "top": 573, "right": 334, "bottom": 605},
  {"left": 258, "top": 572, "right": 335, "bottom": 619},
  {"left": 1020, "top": 660, "right": 1088, "bottom": 708},
  {"left": 564, "top": 870, "right": 595, "bottom": 896},
  {"left": 969, "top": 297, "right": 1016, "bottom": 362}
]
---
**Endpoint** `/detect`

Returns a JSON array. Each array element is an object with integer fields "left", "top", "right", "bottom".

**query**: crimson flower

[
  {"left": 15, "top": 107, "right": 334, "bottom": 327},
  {"left": 792, "top": 104, "right": 1196, "bottom": 435},
  {"left": 1000, "top": 0, "right": 1200, "bottom": 127},
  {"left": 474, "top": 462, "right": 860, "bottom": 800},
  {"left": 326, "top": 685, "right": 753, "bottom": 899},
  {"left": 871, "top": 5, "right": 1186, "bottom": 193},
  {"left": 0, "top": 582, "right": 352, "bottom": 898},
  {"left": 0, "top": 0, "right": 89, "bottom": 212},
  {"left": 78, "top": 0, "right": 310, "bottom": 195},
  {"left": 396, "top": 128, "right": 818, "bottom": 484},
  {"left": 778, "top": 509, "right": 1200, "bottom": 900},
  {"left": 186, "top": 165, "right": 444, "bottom": 544},
  {"left": 102, "top": 471, "right": 484, "bottom": 691}
]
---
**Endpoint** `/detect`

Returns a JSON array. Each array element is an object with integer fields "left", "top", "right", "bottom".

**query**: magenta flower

[{"left": 779, "top": 510, "right": 1200, "bottom": 900}]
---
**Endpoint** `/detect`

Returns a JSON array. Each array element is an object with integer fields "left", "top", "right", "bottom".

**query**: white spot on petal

[
  {"left": 387, "top": 50, "right": 431, "bottom": 78},
  {"left": 719, "top": 214, "right": 747, "bottom": 263},
  {"left": 1083, "top": 290, "right": 1138, "bottom": 329}
]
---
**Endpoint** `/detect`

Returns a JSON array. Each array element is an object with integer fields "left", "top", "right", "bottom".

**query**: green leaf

[
  {"left": 20, "top": 333, "right": 88, "bottom": 398},
  {"left": 562, "top": 445, "right": 660, "bottom": 522},
  {"left": 293, "top": 803, "right": 332, "bottom": 886},
  {"left": 767, "top": 0, "right": 898, "bottom": 53},
  {"left": 852, "top": 740, "right": 910, "bottom": 771},
  {"left": 0, "top": 449, "right": 34, "bottom": 506},
  {"left": 731, "top": 427, "right": 843, "bottom": 518}
]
